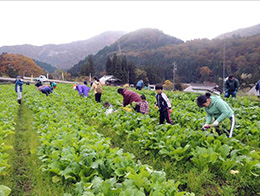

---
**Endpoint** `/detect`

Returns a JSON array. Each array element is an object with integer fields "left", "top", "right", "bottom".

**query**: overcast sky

[{"left": 0, "top": 1, "right": 259, "bottom": 47}]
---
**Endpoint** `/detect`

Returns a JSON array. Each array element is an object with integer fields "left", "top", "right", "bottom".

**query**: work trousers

[
  {"left": 95, "top": 93, "right": 102, "bottom": 103},
  {"left": 159, "top": 108, "right": 173, "bottom": 125}
]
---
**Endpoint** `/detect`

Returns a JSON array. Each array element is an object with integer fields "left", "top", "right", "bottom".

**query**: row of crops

[
  {"left": 0, "top": 87, "right": 17, "bottom": 195},
  {"left": 1, "top": 84, "right": 260, "bottom": 195}
]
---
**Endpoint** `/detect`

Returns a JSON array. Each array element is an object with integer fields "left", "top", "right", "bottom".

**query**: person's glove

[
  {"left": 202, "top": 124, "right": 210, "bottom": 130},
  {"left": 212, "top": 120, "right": 219, "bottom": 127}
]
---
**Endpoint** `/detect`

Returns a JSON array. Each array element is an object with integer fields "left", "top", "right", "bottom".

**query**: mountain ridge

[
  {"left": 216, "top": 23, "right": 260, "bottom": 39},
  {"left": 68, "top": 28, "right": 184, "bottom": 76},
  {"left": 0, "top": 31, "right": 126, "bottom": 70}
]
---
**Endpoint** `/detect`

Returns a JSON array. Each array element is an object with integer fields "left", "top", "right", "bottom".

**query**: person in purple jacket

[
  {"left": 73, "top": 85, "right": 90, "bottom": 97},
  {"left": 117, "top": 88, "right": 142, "bottom": 112}
]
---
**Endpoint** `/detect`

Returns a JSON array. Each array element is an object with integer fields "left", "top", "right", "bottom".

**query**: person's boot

[{"left": 18, "top": 99, "right": 21, "bottom": 105}]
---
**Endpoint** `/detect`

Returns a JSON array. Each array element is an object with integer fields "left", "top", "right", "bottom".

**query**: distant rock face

[
  {"left": 0, "top": 31, "right": 126, "bottom": 70},
  {"left": 216, "top": 23, "right": 260, "bottom": 39}
]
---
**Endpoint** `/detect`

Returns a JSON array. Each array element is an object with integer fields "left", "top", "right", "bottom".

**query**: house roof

[
  {"left": 100, "top": 75, "right": 121, "bottom": 84},
  {"left": 183, "top": 83, "right": 220, "bottom": 94}
]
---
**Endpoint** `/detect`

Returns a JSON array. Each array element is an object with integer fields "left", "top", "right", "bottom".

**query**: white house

[{"left": 99, "top": 75, "right": 121, "bottom": 86}]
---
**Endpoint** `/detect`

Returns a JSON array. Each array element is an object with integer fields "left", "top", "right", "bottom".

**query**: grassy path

[{"left": 2, "top": 102, "right": 72, "bottom": 196}]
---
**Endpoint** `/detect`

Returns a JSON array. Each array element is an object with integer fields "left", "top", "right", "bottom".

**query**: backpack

[{"left": 96, "top": 82, "right": 103, "bottom": 93}]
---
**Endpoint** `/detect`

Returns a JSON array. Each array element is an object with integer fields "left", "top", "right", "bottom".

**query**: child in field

[
  {"left": 136, "top": 94, "right": 149, "bottom": 114},
  {"left": 102, "top": 102, "right": 113, "bottom": 115},
  {"left": 154, "top": 84, "right": 173, "bottom": 125}
]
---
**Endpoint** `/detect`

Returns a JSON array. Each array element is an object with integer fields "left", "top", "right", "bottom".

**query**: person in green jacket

[
  {"left": 197, "top": 93, "right": 235, "bottom": 138},
  {"left": 224, "top": 75, "right": 239, "bottom": 98}
]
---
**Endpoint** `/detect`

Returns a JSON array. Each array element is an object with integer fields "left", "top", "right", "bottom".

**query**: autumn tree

[
  {"left": 0, "top": 53, "right": 43, "bottom": 77},
  {"left": 199, "top": 66, "right": 212, "bottom": 82}
]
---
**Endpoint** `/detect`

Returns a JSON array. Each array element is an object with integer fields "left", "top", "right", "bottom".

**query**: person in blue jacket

[
  {"left": 136, "top": 80, "right": 144, "bottom": 90},
  {"left": 15, "top": 76, "right": 23, "bottom": 104},
  {"left": 73, "top": 85, "right": 90, "bottom": 97}
]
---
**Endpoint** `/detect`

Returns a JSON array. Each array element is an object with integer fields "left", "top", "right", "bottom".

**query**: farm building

[
  {"left": 99, "top": 75, "right": 121, "bottom": 86},
  {"left": 183, "top": 83, "right": 221, "bottom": 94}
]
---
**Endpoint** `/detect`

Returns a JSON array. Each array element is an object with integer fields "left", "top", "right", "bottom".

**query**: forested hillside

[
  {"left": 33, "top": 60, "right": 57, "bottom": 73},
  {"left": 68, "top": 28, "right": 184, "bottom": 81},
  {"left": 0, "top": 53, "right": 43, "bottom": 77},
  {"left": 69, "top": 30, "right": 260, "bottom": 86}
]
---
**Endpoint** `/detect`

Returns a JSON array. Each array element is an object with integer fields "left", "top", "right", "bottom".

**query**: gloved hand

[
  {"left": 202, "top": 124, "right": 210, "bottom": 130},
  {"left": 212, "top": 120, "right": 219, "bottom": 127}
]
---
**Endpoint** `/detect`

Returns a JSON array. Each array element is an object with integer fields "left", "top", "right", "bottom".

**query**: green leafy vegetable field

[{"left": 0, "top": 84, "right": 259, "bottom": 195}]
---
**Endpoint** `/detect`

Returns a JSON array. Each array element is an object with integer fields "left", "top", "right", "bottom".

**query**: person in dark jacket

[
  {"left": 154, "top": 84, "right": 173, "bottom": 125},
  {"left": 15, "top": 76, "right": 23, "bottom": 104},
  {"left": 224, "top": 75, "right": 239, "bottom": 98},
  {"left": 35, "top": 80, "right": 43, "bottom": 88},
  {"left": 73, "top": 85, "right": 90, "bottom": 97},
  {"left": 117, "top": 88, "right": 142, "bottom": 111}
]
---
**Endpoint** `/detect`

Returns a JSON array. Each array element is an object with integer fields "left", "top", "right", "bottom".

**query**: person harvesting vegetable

[
  {"left": 197, "top": 93, "right": 235, "bottom": 138},
  {"left": 224, "top": 75, "right": 239, "bottom": 98},
  {"left": 50, "top": 82, "right": 57, "bottom": 89},
  {"left": 135, "top": 94, "right": 149, "bottom": 114},
  {"left": 102, "top": 101, "right": 113, "bottom": 115},
  {"left": 38, "top": 85, "right": 53, "bottom": 96},
  {"left": 91, "top": 77, "right": 103, "bottom": 103},
  {"left": 117, "top": 88, "right": 142, "bottom": 112},
  {"left": 15, "top": 75, "right": 23, "bottom": 105},
  {"left": 73, "top": 84, "right": 90, "bottom": 98},
  {"left": 154, "top": 84, "right": 173, "bottom": 125}
]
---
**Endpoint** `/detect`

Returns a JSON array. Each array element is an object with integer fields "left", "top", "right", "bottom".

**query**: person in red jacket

[{"left": 117, "top": 88, "right": 142, "bottom": 112}]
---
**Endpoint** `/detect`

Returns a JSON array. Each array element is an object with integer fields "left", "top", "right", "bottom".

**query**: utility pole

[
  {"left": 223, "top": 40, "right": 226, "bottom": 93},
  {"left": 172, "top": 61, "right": 177, "bottom": 91}
]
